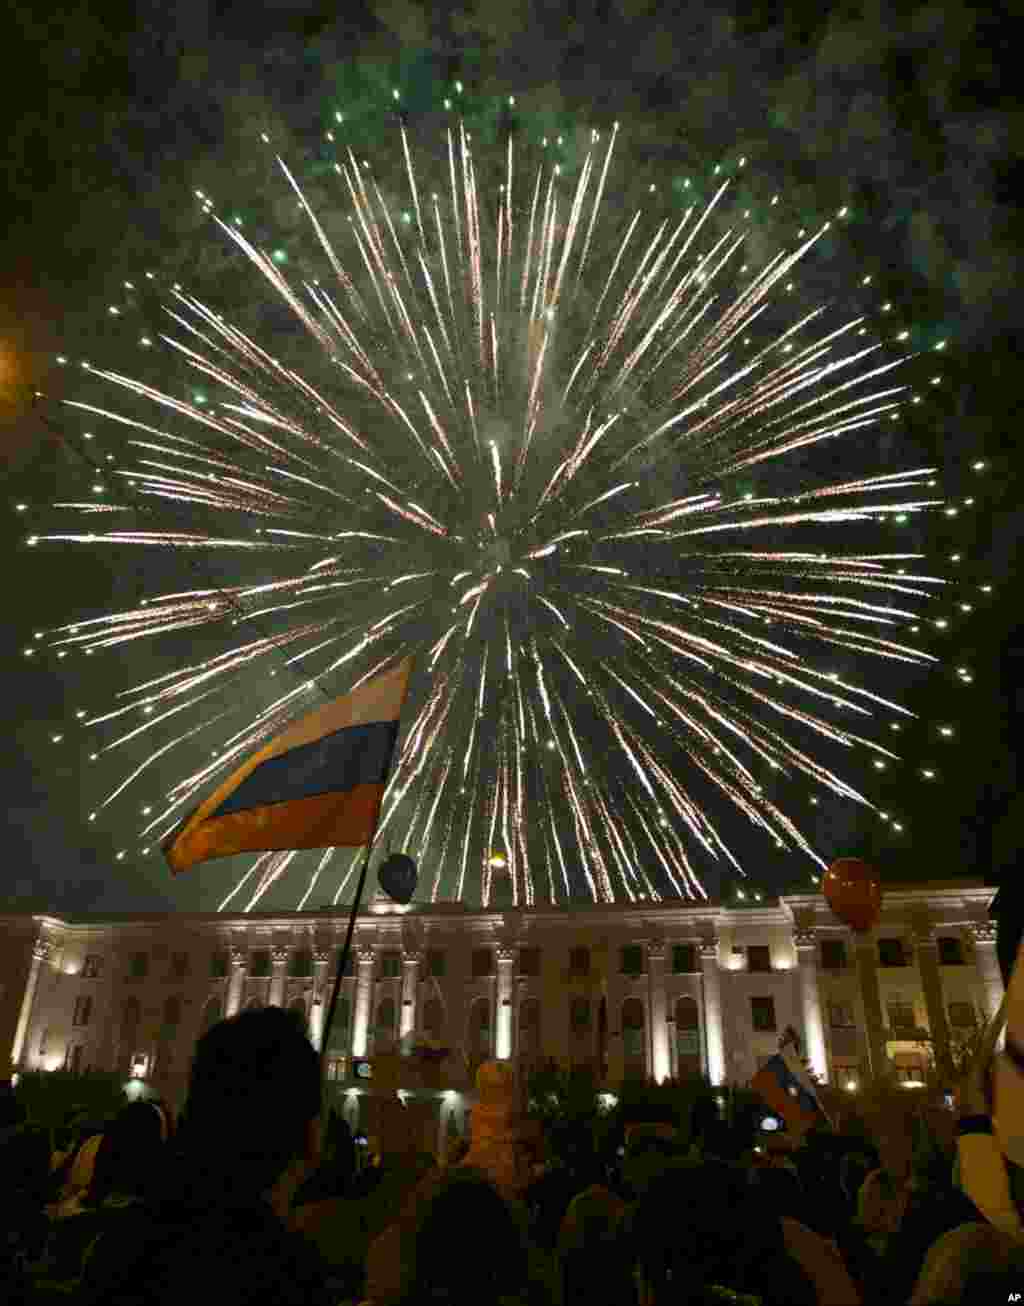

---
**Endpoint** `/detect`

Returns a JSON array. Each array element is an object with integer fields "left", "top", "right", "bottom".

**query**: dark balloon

[
  {"left": 379, "top": 852, "right": 418, "bottom": 904},
  {"left": 823, "top": 858, "right": 882, "bottom": 933}
]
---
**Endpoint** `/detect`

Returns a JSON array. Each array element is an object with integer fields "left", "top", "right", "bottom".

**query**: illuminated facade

[{"left": 1, "top": 880, "right": 1001, "bottom": 1132}]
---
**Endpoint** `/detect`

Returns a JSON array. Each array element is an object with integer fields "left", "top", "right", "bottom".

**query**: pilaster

[
  {"left": 352, "top": 945, "right": 376, "bottom": 1057},
  {"left": 699, "top": 937, "right": 726, "bottom": 1086},
  {"left": 495, "top": 946, "right": 516, "bottom": 1060},
  {"left": 268, "top": 945, "right": 289, "bottom": 1008},
  {"left": 913, "top": 923, "right": 952, "bottom": 1074},
  {"left": 793, "top": 927, "right": 829, "bottom": 1083},
  {"left": 647, "top": 940, "right": 670, "bottom": 1083}
]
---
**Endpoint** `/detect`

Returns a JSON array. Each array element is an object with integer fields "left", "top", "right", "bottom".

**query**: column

[
  {"left": 11, "top": 939, "right": 49, "bottom": 1068},
  {"left": 310, "top": 948, "right": 330, "bottom": 1050},
  {"left": 400, "top": 950, "right": 422, "bottom": 1044},
  {"left": 914, "top": 924, "right": 952, "bottom": 1074},
  {"left": 793, "top": 928, "right": 829, "bottom": 1083},
  {"left": 648, "top": 941, "right": 670, "bottom": 1083},
  {"left": 495, "top": 946, "right": 515, "bottom": 1060},
  {"left": 352, "top": 946, "right": 376, "bottom": 1057},
  {"left": 971, "top": 922, "right": 1005, "bottom": 1023},
  {"left": 226, "top": 946, "right": 247, "bottom": 1017},
  {"left": 269, "top": 946, "right": 289, "bottom": 1007},
  {"left": 853, "top": 933, "right": 887, "bottom": 1077},
  {"left": 700, "top": 938, "right": 726, "bottom": 1086}
]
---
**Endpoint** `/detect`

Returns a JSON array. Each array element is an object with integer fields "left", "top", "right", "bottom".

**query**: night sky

[{"left": 2, "top": 1, "right": 1021, "bottom": 917}]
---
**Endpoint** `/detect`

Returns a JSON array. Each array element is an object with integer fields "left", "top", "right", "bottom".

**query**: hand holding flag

[{"left": 752, "top": 1024, "right": 830, "bottom": 1136}]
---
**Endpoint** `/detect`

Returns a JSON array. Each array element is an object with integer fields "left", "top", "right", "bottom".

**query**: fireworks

[{"left": 35, "top": 114, "right": 948, "bottom": 909}]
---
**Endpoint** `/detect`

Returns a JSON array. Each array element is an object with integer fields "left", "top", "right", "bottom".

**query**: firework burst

[{"left": 33, "top": 115, "right": 947, "bottom": 909}]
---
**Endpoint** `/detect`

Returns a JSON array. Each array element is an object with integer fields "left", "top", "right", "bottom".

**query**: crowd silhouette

[{"left": 4, "top": 997, "right": 1024, "bottom": 1305}]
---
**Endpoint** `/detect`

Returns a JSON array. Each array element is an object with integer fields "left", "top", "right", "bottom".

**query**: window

[
  {"left": 675, "top": 996, "right": 701, "bottom": 1074},
  {"left": 888, "top": 1002, "right": 916, "bottom": 1034},
  {"left": 829, "top": 1001, "right": 856, "bottom": 1028},
  {"left": 937, "top": 936, "right": 965, "bottom": 966},
  {"left": 169, "top": 952, "right": 189, "bottom": 980},
  {"left": 878, "top": 938, "right": 908, "bottom": 967},
  {"left": 747, "top": 945, "right": 772, "bottom": 973},
  {"left": 570, "top": 996, "right": 591, "bottom": 1033},
  {"left": 250, "top": 949, "right": 271, "bottom": 978},
  {"left": 518, "top": 947, "right": 540, "bottom": 978},
  {"left": 38, "top": 1028, "right": 49, "bottom": 1055},
  {"left": 422, "top": 997, "right": 443, "bottom": 1040},
  {"left": 620, "top": 945, "right": 644, "bottom": 976},
  {"left": 128, "top": 952, "right": 148, "bottom": 979},
  {"left": 750, "top": 997, "right": 777, "bottom": 1032},
  {"left": 470, "top": 998, "right": 491, "bottom": 1056},
  {"left": 82, "top": 955, "right": 102, "bottom": 979},
  {"left": 72, "top": 994, "right": 92, "bottom": 1027},
  {"left": 472, "top": 948, "right": 493, "bottom": 978},
  {"left": 335, "top": 948, "right": 354, "bottom": 977},
  {"left": 622, "top": 998, "right": 645, "bottom": 1073},
  {"left": 520, "top": 998, "right": 541, "bottom": 1057},
  {"left": 948, "top": 1002, "right": 977, "bottom": 1029},
  {"left": 162, "top": 995, "right": 182, "bottom": 1028},
  {"left": 820, "top": 940, "right": 847, "bottom": 970},
  {"left": 210, "top": 951, "right": 229, "bottom": 978},
  {"left": 379, "top": 951, "right": 401, "bottom": 979},
  {"left": 289, "top": 948, "right": 313, "bottom": 979},
  {"left": 569, "top": 947, "right": 590, "bottom": 977},
  {"left": 427, "top": 949, "right": 446, "bottom": 978},
  {"left": 672, "top": 944, "right": 697, "bottom": 974},
  {"left": 120, "top": 997, "right": 140, "bottom": 1039}
]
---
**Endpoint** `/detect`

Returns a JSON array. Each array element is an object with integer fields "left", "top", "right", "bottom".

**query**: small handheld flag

[{"left": 162, "top": 658, "right": 412, "bottom": 873}]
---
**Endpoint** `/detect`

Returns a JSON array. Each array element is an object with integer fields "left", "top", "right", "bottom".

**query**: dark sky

[{"left": 1, "top": 1, "right": 1021, "bottom": 916}]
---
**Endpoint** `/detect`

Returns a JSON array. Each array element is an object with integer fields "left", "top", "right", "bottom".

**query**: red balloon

[{"left": 823, "top": 858, "right": 882, "bottom": 933}]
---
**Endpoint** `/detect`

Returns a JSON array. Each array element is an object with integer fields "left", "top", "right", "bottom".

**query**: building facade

[{"left": 1, "top": 879, "right": 1001, "bottom": 1139}]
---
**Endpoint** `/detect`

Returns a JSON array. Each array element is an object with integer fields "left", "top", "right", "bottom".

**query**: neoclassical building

[{"left": 1, "top": 879, "right": 1002, "bottom": 1140}]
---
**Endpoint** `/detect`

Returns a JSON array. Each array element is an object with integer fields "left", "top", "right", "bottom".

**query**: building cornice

[{"left": 0, "top": 879, "right": 995, "bottom": 940}]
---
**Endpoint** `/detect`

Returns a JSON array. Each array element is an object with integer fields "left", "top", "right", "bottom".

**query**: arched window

[
  {"left": 324, "top": 997, "right": 351, "bottom": 1057},
  {"left": 288, "top": 996, "right": 308, "bottom": 1033},
  {"left": 469, "top": 998, "right": 491, "bottom": 1058},
  {"left": 201, "top": 997, "right": 221, "bottom": 1033},
  {"left": 675, "top": 996, "right": 701, "bottom": 1076},
  {"left": 376, "top": 996, "right": 396, "bottom": 1038},
  {"left": 519, "top": 998, "right": 541, "bottom": 1058},
  {"left": 569, "top": 997, "right": 591, "bottom": 1067},
  {"left": 422, "top": 997, "right": 443, "bottom": 1040},
  {"left": 622, "top": 998, "right": 646, "bottom": 1078}
]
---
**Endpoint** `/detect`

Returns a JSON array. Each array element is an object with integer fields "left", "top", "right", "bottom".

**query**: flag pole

[
  {"left": 319, "top": 660, "right": 411, "bottom": 1108},
  {"left": 316, "top": 658, "right": 412, "bottom": 1107},
  {"left": 319, "top": 835, "right": 376, "bottom": 1098}
]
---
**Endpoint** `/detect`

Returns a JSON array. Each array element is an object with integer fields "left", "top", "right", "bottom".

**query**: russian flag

[
  {"left": 162, "top": 658, "right": 412, "bottom": 873},
  {"left": 751, "top": 1047, "right": 826, "bottom": 1135}
]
